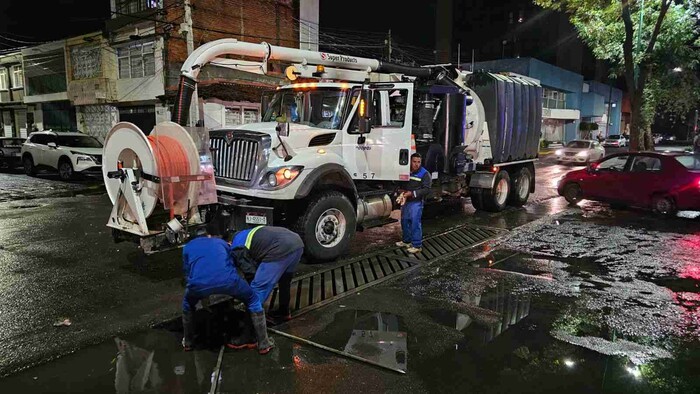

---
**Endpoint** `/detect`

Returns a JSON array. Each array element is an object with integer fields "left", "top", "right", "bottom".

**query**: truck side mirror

[
  {"left": 358, "top": 90, "right": 373, "bottom": 134},
  {"left": 275, "top": 121, "right": 290, "bottom": 137}
]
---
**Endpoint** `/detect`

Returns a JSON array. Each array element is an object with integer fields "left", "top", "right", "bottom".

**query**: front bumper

[{"left": 557, "top": 155, "right": 588, "bottom": 163}]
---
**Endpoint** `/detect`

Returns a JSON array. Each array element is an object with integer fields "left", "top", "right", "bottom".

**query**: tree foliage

[{"left": 535, "top": 0, "right": 699, "bottom": 149}]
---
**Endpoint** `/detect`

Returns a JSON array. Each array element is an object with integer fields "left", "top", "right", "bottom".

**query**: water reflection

[{"left": 113, "top": 335, "right": 217, "bottom": 394}]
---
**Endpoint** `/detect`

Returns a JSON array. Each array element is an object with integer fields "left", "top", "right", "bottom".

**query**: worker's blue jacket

[
  {"left": 405, "top": 167, "right": 431, "bottom": 201},
  {"left": 182, "top": 236, "right": 240, "bottom": 291}
]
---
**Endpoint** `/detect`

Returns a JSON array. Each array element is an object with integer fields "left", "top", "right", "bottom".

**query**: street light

[{"left": 673, "top": 67, "right": 683, "bottom": 72}]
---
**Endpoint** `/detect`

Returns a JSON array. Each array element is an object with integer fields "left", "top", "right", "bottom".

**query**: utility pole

[
  {"left": 385, "top": 30, "right": 392, "bottom": 62},
  {"left": 457, "top": 42, "right": 461, "bottom": 66},
  {"left": 180, "top": 0, "right": 198, "bottom": 127}
]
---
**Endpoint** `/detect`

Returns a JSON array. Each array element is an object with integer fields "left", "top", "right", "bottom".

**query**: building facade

[
  {"left": 22, "top": 41, "right": 76, "bottom": 133},
  {"left": 103, "top": 0, "right": 296, "bottom": 135},
  {"left": 0, "top": 52, "right": 28, "bottom": 137},
  {"left": 470, "top": 57, "right": 582, "bottom": 144}
]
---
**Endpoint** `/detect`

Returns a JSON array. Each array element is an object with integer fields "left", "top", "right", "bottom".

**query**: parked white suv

[{"left": 22, "top": 131, "right": 103, "bottom": 180}]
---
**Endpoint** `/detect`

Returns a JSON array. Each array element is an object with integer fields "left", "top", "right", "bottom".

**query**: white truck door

[{"left": 342, "top": 83, "right": 413, "bottom": 181}]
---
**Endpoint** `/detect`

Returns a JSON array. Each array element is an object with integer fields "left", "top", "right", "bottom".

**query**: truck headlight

[
  {"left": 260, "top": 166, "right": 303, "bottom": 189},
  {"left": 555, "top": 149, "right": 563, "bottom": 156},
  {"left": 76, "top": 155, "right": 94, "bottom": 163}
]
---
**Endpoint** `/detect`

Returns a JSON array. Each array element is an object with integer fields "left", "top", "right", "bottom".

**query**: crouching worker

[
  {"left": 230, "top": 226, "right": 303, "bottom": 329},
  {"left": 181, "top": 215, "right": 274, "bottom": 355}
]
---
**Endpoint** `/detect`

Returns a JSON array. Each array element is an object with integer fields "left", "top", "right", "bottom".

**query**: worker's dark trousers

[
  {"left": 401, "top": 200, "right": 424, "bottom": 248},
  {"left": 182, "top": 277, "right": 262, "bottom": 346},
  {"left": 250, "top": 248, "right": 303, "bottom": 313}
]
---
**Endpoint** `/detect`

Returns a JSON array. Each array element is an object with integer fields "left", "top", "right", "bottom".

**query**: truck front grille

[{"left": 210, "top": 137, "right": 260, "bottom": 182}]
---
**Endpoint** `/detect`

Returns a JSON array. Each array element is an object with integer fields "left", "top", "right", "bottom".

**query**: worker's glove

[{"left": 396, "top": 193, "right": 406, "bottom": 207}]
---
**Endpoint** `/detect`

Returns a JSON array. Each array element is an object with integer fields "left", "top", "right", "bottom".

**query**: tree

[{"left": 535, "top": 0, "right": 700, "bottom": 150}]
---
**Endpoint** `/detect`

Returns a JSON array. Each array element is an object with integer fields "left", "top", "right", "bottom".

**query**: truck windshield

[{"left": 262, "top": 88, "right": 350, "bottom": 130}]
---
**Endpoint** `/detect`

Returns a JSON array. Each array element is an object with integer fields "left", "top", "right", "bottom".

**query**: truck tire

[
  {"left": 481, "top": 170, "right": 510, "bottom": 212},
  {"left": 469, "top": 188, "right": 484, "bottom": 210},
  {"left": 508, "top": 167, "right": 532, "bottom": 207},
  {"left": 294, "top": 191, "right": 356, "bottom": 262}
]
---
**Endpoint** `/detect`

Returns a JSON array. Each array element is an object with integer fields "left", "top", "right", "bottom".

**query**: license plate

[{"left": 245, "top": 214, "right": 267, "bottom": 225}]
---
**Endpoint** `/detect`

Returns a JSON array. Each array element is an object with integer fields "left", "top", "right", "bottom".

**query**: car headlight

[
  {"left": 576, "top": 151, "right": 588, "bottom": 157},
  {"left": 76, "top": 155, "right": 94, "bottom": 163},
  {"left": 555, "top": 149, "right": 563, "bottom": 156},
  {"left": 260, "top": 166, "right": 303, "bottom": 189}
]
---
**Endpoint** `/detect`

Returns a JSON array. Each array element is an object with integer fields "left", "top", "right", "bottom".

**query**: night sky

[
  {"left": 0, "top": 0, "right": 110, "bottom": 45},
  {"left": 0, "top": 0, "right": 593, "bottom": 77}
]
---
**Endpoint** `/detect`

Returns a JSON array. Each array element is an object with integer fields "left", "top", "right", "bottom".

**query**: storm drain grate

[
  {"left": 264, "top": 225, "right": 503, "bottom": 318},
  {"left": 265, "top": 254, "right": 420, "bottom": 317},
  {"left": 387, "top": 226, "right": 502, "bottom": 262}
]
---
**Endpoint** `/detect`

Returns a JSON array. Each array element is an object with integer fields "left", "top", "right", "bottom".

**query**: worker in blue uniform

[
  {"left": 396, "top": 153, "right": 432, "bottom": 254},
  {"left": 230, "top": 226, "right": 304, "bottom": 328},
  {"left": 181, "top": 215, "right": 274, "bottom": 355}
]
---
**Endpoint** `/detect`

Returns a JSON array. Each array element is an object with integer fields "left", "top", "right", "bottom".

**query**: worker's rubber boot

[
  {"left": 251, "top": 311, "right": 275, "bottom": 355},
  {"left": 267, "top": 273, "right": 293, "bottom": 325},
  {"left": 226, "top": 313, "right": 257, "bottom": 350},
  {"left": 182, "top": 313, "right": 195, "bottom": 351}
]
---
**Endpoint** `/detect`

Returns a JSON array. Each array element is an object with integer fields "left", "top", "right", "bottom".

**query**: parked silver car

[{"left": 555, "top": 140, "right": 606, "bottom": 164}]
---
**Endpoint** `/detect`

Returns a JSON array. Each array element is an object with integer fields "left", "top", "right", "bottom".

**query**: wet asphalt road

[{"left": 2, "top": 148, "right": 699, "bottom": 393}]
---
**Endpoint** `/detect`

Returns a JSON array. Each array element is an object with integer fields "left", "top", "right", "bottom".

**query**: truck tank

[{"left": 467, "top": 72, "right": 543, "bottom": 163}]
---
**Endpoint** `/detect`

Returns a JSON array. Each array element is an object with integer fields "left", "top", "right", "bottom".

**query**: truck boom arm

[{"left": 171, "top": 39, "right": 438, "bottom": 125}]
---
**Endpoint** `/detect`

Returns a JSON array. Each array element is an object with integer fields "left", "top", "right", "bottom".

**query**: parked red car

[{"left": 558, "top": 152, "right": 700, "bottom": 215}]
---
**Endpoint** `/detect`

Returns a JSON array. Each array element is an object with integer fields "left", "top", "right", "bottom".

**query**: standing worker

[
  {"left": 396, "top": 153, "right": 431, "bottom": 254},
  {"left": 181, "top": 216, "right": 274, "bottom": 355},
  {"left": 230, "top": 226, "right": 304, "bottom": 325}
]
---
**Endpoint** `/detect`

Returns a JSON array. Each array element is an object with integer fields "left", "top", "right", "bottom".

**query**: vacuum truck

[{"left": 102, "top": 39, "right": 542, "bottom": 262}]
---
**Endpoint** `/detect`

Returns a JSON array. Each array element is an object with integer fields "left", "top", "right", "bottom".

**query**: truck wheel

[
  {"left": 481, "top": 170, "right": 510, "bottom": 212},
  {"left": 294, "top": 191, "right": 356, "bottom": 262},
  {"left": 508, "top": 167, "right": 532, "bottom": 207},
  {"left": 469, "top": 188, "right": 484, "bottom": 210}
]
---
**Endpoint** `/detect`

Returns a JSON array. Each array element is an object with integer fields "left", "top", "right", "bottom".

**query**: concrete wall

[
  {"left": 299, "top": 0, "right": 319, "bottom": 51},
  {"left": 580, "top": 92, "right": 605, "bottom": 118},
  {"left": 586, "top": 80, "right": 623, "bottom": 136}
]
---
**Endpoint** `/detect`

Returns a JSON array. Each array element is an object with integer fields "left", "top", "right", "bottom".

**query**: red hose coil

[{"left": 147, "top": 135, "right": 191, "bottom": 209}]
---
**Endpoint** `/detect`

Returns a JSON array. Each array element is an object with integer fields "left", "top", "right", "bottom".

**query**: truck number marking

[{"left": 353, "top": 172, "right": 376, "bottom": 179}]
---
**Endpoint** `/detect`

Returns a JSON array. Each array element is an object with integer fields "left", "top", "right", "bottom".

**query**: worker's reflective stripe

[
  {"left": 245, "top": 226, "right": 264, "bottom": 249},
  {"left": 409, "top": 176, "right": 422, "bottom": 181}
]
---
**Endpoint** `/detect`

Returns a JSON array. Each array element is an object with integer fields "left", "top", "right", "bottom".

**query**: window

[
  {"left": 30, "top": 134, "right": 48, "bottom": 145},
  {"left": 387, "top": 89, "right": 408, "bottom": 127},
  {"left": 630, "top": 156, "right": 662, "bottom": 172},
  {"left": 263, "top": 87, "right": 350, "bottom": 130},
  {"left": 543, "top": 88, "right": 567, "bottom": 109},
  {"left": 117, "top": 41, "right": 155, "bottom": 79},
  {"left": 116, "top": 0, "right": 158, "bottom": 15},
  {"left": 0, "top": 69, "right": 7, "bottom": 90},
  {"left": 11, "top": 65, "right": 23, "bottom": 88},
  {"left": 57, "top": 135, "right": 103, "bottom": 148},
  {"left": 597, "top": 155, "right": 628, "bottom": 171},
  {"left": 243, "top": 109, "right": 258, "bottom": 124},
  {"left": 566, "top": 140, "right": 591, "bottom": 149},
  {"left": 0, "top": 138, "right": 23, "bottom": 147},
  {"left": 71, "top": 46, "right": 101, "bottom": 80},
  {"left": 225, "top": 107, "right": 241, "bottom": 126},
  {"left": 675, "top": 155, "right": 700, "bottom": 170}
]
